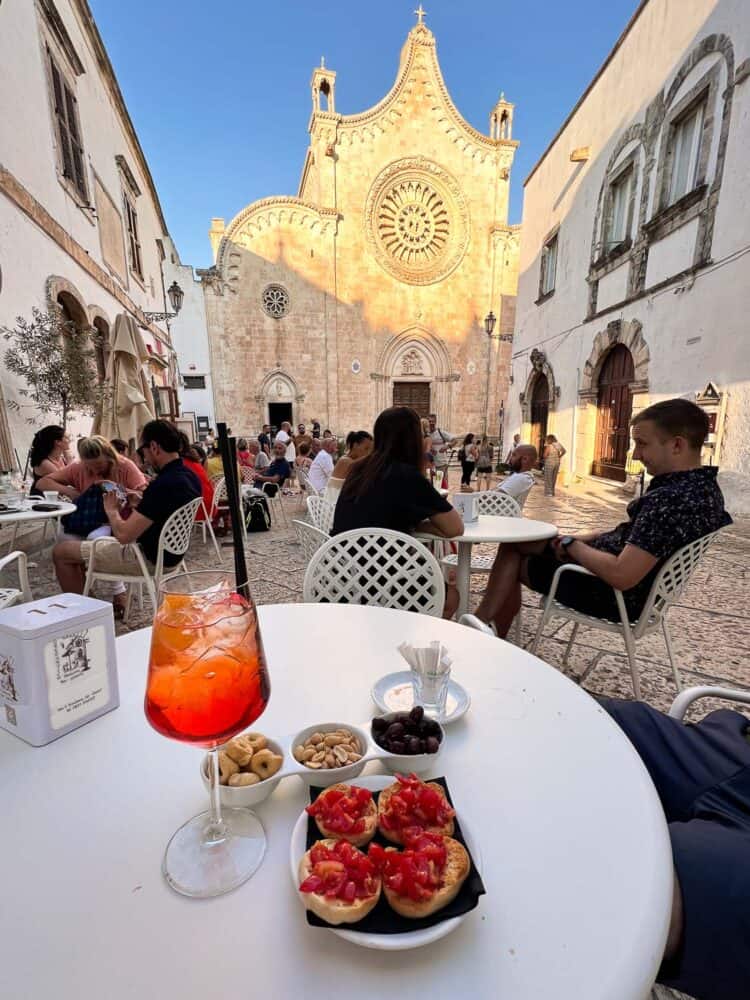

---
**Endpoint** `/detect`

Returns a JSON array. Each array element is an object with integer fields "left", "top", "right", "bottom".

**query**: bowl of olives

[{"left": 371, "top": 707, "right": 445, "bottom": 775}]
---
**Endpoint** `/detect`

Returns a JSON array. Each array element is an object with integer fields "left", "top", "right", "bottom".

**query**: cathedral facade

[{"left": 201, "top": 19, "right": 519, "bottom": 437}]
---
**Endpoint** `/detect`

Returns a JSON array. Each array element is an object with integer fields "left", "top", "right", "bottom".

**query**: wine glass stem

[{"left": 205, "top": 748, "right": 227, "bottom": 843}]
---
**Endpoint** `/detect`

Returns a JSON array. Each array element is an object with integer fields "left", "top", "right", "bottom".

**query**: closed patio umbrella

[{"left": 95, "top": 313, "right": 155, "bottom": 444}]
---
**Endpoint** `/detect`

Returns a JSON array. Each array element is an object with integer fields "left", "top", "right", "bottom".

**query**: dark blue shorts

[{"left": 600, "top": 697, "right": 750, "bottom": 1000}]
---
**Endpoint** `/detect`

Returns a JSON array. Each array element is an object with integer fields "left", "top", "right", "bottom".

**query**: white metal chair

[
  {"left": 303, "top": 528, "right": 445, "bottom": 616},
  {"left": 239, "top": 467, "right": 257, "bottom": 487},
  {"left": 83, "top": 497, "right": 202, "bottom": 622},
  {"left": 296, "top": 466, "right": 320, "bottom": 511},
  {"left": 306, "top": 495, "right": 335, "bottom": 535},
  {"left": 458, "top": 613, "right": 496, "bottom": 637},
  {"left": 262, "top": 482, "right": 288, "bottom": 527},
  {"left": 193, "top": 498, "right": 223, "bottom": 563},
  {"left": 530, "top": 529, "right": 723, "bottom": 700},
  {"left": 0, "top": 551, "right": 32, "bottom": 609},
  {"left": 210, "top": 477, "right": 248, "bottom": 543},
  {"left": 668, "top": 684, "right": 750, "bottom": 720},
  {"left": 292, "top": 519, "right": 329, "bottom": 564}
]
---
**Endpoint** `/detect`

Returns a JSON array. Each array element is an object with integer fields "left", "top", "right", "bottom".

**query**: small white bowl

[
  {"left": 201, "top": 735, "right": 285, "bottom": 808},
  {"left": 289, "top": 721, "right": 370, "bottom": 788},
  {"left": 372, "top": 713, "right": 445, "bottom": 776}
]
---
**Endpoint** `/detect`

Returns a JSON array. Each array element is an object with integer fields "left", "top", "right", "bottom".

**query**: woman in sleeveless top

[
  {"left": 476, "top": 435, "right": 494, "bottom": 492},
  {"left": 29, "top": 425, "right": 70, "bottom": 496}
]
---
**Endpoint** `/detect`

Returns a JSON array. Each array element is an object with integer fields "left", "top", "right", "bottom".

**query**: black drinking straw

[{"left": 217, "top": 422, "right": 249, "bottom": 599}]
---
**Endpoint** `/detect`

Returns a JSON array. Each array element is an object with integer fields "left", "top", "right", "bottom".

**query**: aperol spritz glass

[{"left": 145, "top": 571, "right": 271, "bottom": 897}]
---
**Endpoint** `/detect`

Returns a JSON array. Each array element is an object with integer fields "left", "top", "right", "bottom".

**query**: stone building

[
  {"left": 504, "top": 0, "right": 750, "bottom": 512},
  {"left": 0, "top": 0, "right": 182, "bottom": 465},
  {"left": 202, "top": 16, "right": 520, "bottom": 437}
]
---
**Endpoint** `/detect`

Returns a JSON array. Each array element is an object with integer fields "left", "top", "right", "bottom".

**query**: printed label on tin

[
  {"left": 45, "top": 626, "right": 110, "bottom": 730},
  {"left": 0, "top": 652, "right": 20, "bottom": 703}
]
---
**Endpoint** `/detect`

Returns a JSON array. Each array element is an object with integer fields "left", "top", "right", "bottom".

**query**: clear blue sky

[{"left": 89, "top": 0, "right": 638, "bottom": 268}]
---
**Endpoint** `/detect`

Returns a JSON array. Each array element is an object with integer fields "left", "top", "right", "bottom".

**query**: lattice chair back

[
  {"left": 292, "top": 519, "right": 329, "bottom": 564},
  {"left": 303, "top": 528, "right": 445, "bottom": 617},
  {"left": 210, "top": 476, "right": 229, "bottom": 517},
  {"left": 298, "top": 466, "right": 319, "bottom": 496},
  {"left": 306, "top": 495, "right": 335, "bottom": 534},
  {"left": 475, "top": 491, "right": 521, "bottom": 517},
  {"left": 240, "top": 467, "right": 256, "bottom": 486},
  {"left": 154, "top": 497, "right": 202, "bottom": 580},
  {"left": 635, "top": 529, "right": 721, "bottom": 635}
]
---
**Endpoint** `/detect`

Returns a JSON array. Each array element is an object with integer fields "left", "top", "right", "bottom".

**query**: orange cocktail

[
  {"left": 145, "top": 572, "right": 271, "bottom": 898},
  {"left": 146, "top": 587, "right": 269, "bottom": 748}
]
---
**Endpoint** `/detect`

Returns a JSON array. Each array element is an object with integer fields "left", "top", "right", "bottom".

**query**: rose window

[
  {"left": 365, "top": 158, "right": 468, "bottom": 285},
  {"left": 261, "top": 284, "right": 290, "bottom": 319}
]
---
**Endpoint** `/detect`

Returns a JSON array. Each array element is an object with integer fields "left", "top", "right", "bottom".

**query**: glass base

[{"left": 162, "top": 807, "right": 266, "bottom": 898}]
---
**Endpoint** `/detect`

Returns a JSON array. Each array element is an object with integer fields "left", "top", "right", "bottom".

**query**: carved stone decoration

[
  {"left": 400, "top": 349, "right": 424, "bottom": 375},
  {"left": 530, "top": 348, "right": 546, "bottom": 372},
  {"left": 261, "top": 284, "right": 290, "bottom": 319},
  {"left": 364, "top": 157, "right": 469, "bottom": 285}
]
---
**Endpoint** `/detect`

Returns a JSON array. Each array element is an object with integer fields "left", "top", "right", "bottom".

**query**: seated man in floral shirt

[{"left": 475, "top": 398, "right": 731, "bottom": 636}]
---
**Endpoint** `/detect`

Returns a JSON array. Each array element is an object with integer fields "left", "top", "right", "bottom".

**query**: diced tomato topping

[
  {"left": 299, "top": 840, "right": 379, "bottom": 901},
  {"left": 368, "top": 832, "right": 448, "bottom": 902},
  {"left": 306, "top": 785, "right": 373, "bottom": 836},
  {"left": 379, "top": 774, "right": 454, "bottom": 836}
]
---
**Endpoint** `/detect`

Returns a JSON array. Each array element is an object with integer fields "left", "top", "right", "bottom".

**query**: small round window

[{"left": 261, "top": 284, "right": 290, "bottom": 319}]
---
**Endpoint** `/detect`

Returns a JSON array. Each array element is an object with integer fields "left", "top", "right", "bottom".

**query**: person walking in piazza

[
  {"left": 475, "top": 434, "right": 494, "bottom": 491},
  {"left": 458, "top": 433, "right": 478, "bottom": 490},
  {"left": 543, "top": 434, "right": 566, "bottom": 496},
  {"left": 274, "top": 421, "right": 296, "bottom": 488},
  {"left": 505, "top": 433, "right": 521, "bottom": 465},
  {"left": 428, "top": 413, "right": 458, "bottom": 488}
]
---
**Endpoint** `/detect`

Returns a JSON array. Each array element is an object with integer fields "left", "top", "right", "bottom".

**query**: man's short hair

[
  {"left": 632, "top": 398, "right": 709, "bottom": 450},
  {"left": 141, "top": 419, "right": 182, "bottom": 453}
]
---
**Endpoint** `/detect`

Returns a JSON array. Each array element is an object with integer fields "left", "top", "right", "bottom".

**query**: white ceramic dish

[
  {"left": 371, "top": 712, "right": 445, "bottom": 776},
  {"left": 200, "top": 735, "right": 286, "bottom": 808},
  {"left": 289, "top": 773, "right": 482, "bottom": 951},
  {"left": 371, "top": 671, "right": 471, "bottom": 724},
  {"left": 289, "top": 722, "right": 370, "bottom": 788}
]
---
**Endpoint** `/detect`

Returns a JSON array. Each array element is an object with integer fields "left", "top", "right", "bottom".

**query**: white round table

[
  {"left": 0, "top": 499, "right": 76, "bottom": 551},
  {"left": 418, "top": 514, "right": 558, "bottom": 617},
  {"left": 0, "top": 604, "right": 672, "bottom": 999}
]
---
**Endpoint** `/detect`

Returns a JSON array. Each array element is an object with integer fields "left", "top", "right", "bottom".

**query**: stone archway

[
  {"left": 575, "top": 318, "right": 650, "bottom": 480},
  {"left": 372, "top": 326, "right": 458, "bottom": 423},
  {"left": 255, "top": 368, "right": 305, "bottom": 429},
  {"left": 579, "top": 318, "right": 649, "bottom": 397},
  {"left": 519, "top": 348, "right": 558, "bottom": 460}
]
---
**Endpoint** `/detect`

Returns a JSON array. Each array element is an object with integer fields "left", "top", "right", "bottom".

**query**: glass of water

[{"left": 410, "top": 643, "right": 451, "bottom": 721}]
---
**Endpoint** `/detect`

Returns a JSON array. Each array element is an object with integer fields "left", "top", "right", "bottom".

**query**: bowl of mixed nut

[{"left": 290, "top": 722, "right": 369, "bottom": 787}]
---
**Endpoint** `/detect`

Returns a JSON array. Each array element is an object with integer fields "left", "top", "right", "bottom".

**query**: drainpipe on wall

[{"left": 570, "top": 367, "right": 580, "bottom": 484}]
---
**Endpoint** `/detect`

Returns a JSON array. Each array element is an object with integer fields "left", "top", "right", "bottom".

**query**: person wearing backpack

[{"left": 543, "top": 434, "right": 566, "bottom": 496}]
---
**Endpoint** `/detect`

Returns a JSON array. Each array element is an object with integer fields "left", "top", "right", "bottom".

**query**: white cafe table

[
  {"left": 0, "top": 499, "right": 76, "bottom": 551},
  {"left": 0, "top": 603, "right": 672, "bottom": 1000},
  {"left": 418, "top": 514, "right": 558, "bottom": 617}
]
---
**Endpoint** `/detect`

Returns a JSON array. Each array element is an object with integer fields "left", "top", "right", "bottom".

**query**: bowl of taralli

[
  {"left": 201, "top": 732, "right": 285, "bottom": 807},
  {"left": 290, "top": 722, "right": 369, "bottom": 788}
]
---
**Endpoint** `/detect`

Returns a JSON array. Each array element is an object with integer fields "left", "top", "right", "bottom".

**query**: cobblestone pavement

[{"left": 11, "top": 473, "right": 749, "bottom": 720}]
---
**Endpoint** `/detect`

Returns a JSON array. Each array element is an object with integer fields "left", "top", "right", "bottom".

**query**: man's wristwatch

[{"left": 559, "top": 535, "right": 576, "bottom": 551}]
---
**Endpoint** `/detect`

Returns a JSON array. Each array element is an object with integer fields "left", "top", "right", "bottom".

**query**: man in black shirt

[
  {"left": 52, "top": 420, "right": 201, "bottom": 597},
  {"left": 476, "top": 398, "right": 731, "bottom": 635}
]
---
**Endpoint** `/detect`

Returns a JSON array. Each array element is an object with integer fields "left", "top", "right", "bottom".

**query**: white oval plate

[
  {"left": 370, "top": 671, "right": 471, "bottom": 725},
  {"left": 289, "top": 774, "right": 482, "bottom": 951}
]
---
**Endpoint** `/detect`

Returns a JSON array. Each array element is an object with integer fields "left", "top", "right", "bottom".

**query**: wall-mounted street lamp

[
  {"left": 483, "top": 310, "right": 513, "bottom": 435},
  {"left": 143, "top": 281, "right": 184, "bottom": 323}
]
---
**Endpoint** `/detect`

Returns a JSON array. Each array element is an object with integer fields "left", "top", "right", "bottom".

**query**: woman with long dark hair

[
  {"left": 333, "top": 407, "right": 463, "bottom": 617},
  {"left": 458, "top": 433, "right": 477, "bottom": 490},
  {"left": 29, "top": 425, "right": 70, "bottom": 495},
  {"left": 334, "top": 407, "right": 462, "bottom": 537}
]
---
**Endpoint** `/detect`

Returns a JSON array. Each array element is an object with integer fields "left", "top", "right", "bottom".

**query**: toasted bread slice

[
  {"left": 311, "top": 783, "right": 378, "bottom": 848},
  {"left": 298, "top": 839, "right": 381, "bottom": 925},
  {"left": 377, "top": 779, "right": 455, "bottom": 844},
  {"left": 383, "top": 837, "right": 470, "bottom": 918}
]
